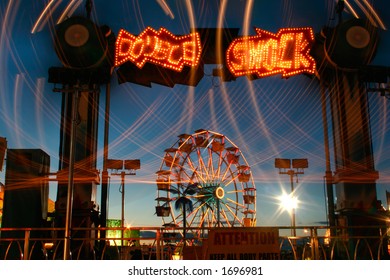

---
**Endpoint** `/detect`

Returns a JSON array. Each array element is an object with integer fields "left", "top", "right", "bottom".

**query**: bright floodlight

[{"left": 279, "top": 193, "right": 298, "bottom": 213}]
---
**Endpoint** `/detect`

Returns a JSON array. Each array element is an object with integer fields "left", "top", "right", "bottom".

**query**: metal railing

[{"left": 0, "top": 226, "right": 388, "bottom": 260}]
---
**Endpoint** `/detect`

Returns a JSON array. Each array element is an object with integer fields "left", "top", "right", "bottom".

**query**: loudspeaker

[
  {"left": 54, "top": 16, "right": 109, "bottom": 69},
  {"left": 325, "top": 18, "right": 378, "bottom": 68}
]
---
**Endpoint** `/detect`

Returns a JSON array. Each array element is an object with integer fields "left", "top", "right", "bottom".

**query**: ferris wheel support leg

[{"left": 156, "top": 229, "right": 161, "bottom": 260}]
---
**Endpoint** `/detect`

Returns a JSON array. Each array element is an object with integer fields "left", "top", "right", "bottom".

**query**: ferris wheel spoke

[
  {"left": 188, "top": 197, "right": 212, "bottom": 217},
  {"left": 193, "top": 168, "right": 208, "bottom": 184},
  {"left": 220, "top": 162, "right": 234, "bottom": 182},
  {"left": 186, "top": 157, "right": 207, "bottom": 184},
  {"left": 191, "top": 194, "right": 207, "bottom": 199},
  {"left": 226, "top": 197, "right": 246, "bottom": 209},
  {"left": 187, "top": 202, "right": 206, "bottom": 228},
  {"left": 210, "top": 206, "right": 221, "bottom": 226},
  {"left": 179, "top": 171, "right": 194, "bottom": 185},
  {"left": 222, "top": 202, "right": 243, "bottom": 225},
  {"left": 211, "top": 151, "right": 226, "bottom": 183},
  {"left": 189, "top": 201, "right": 206, "bottom": 217},
  {"left": 214, "top": 151, "right": 223, "bottom": 180},
  {"left": 170, "top": 210, "right": 179, "bottom": 226},
  {"left": 206, "top": 149, "right": 215, "bottom": 182},
  {"left": 196, "top": 148, "right": 211, "bottom": 180},
  {"left": 198, "top": 207, "right": 211, "bottom": 228},
  {"left": 220, "top": 209, "right": 232, "bottom": 227},
  {"left": 178, "top": 169, "right": 198, "bottom": 183},
  {"left": 203, "top": 206, "right": 214, "bottom": 227},
  {"left": 222, "top": 174, "right": 240, "bottom": 188},
  {"left": 226, "top": 190, "right": 244, "bottom": 197},
  {"left": 184, "top": 165, "right": 206, "bottom": 185},
  {"left": 180, "top": 198, "right": 203, "bottom": 220}
]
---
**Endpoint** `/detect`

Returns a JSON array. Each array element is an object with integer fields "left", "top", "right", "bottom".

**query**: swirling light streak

[
  {"left": 367, "top": 94, "right": 389, "bottom": 165},
  {"left": 4, "top": 45, "right": 62, "bottom": 159},
  {"left": 31, "top": 0, "right": 62, "bottom": 34},
  {"left": 12, "top": 73, "right": 23, "bottom": 148},
  {"left": 57, "top": 0, "right": 83, "bottom": 24},
  {"left": 341, "top": 0, "right": 387, "bottom": 30},
  {"left": 156, "top": 0, "right": 175, "bottom": 19},
  {"left": 344, "top": 0, "right": 360, "bottom": 19},
  {"left": 34, "top": 78, "right": 46, "bottom": 147},
  {"left": 354, "top": 0, "right": 387, "bottom": 30},
  {"left": 0, "top": 1, "right": 61, "bottom": 160},
  {"left": 207, "top": 88, "right": 219, "bottom": 131},
  {"left": 0, "top": 0, "right": 18, "bottom": 130}
]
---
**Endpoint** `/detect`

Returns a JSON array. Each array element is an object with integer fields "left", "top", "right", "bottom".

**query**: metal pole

[
  {"left": 64, "top": 89, "right": 79, "bottom": 260},
  {"left": 156, "top": 229, "right": 161, "bottom": 260},
  {"left": 121, "top": 171, "right": 125, "bottom": 246},
  {"left": 217, "top": 199, "right": 220, "bottom": 227},
  {"left": 310, "top": 228, "right": 320, "bottom": 260},
  {"left": 289, "top": 170, "right": 296, "bottom": 237},
  {"left": 320, "top": 81, "right": 336, "bottom": 233},
  {"left": 23, "top": 230, "right": 30, "bottom": 260},
  {"left": 101, "top": 82, "right": 111, "bottom": 245}
]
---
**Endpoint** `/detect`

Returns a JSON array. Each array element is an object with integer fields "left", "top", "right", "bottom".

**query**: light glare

[{"left": 279, "top": 193, "right": 298, "bottom": 212}]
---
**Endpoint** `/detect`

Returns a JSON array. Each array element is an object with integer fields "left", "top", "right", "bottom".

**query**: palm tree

[{"left": 173, "top": 183, "right": 198, "bottom": 245}]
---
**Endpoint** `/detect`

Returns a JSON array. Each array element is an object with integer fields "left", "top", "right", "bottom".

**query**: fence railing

[{"left": 0, "top": 226, "right": 389, "bottom": 260}]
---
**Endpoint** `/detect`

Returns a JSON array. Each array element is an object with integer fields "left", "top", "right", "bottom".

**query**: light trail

[{"left": 31, "top": 0, "right": 62, "bottom": 34}]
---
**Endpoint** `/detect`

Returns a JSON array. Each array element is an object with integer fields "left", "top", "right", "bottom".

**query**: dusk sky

[{"left": 0, "top": 0, "right": 389, "bottom": 233}]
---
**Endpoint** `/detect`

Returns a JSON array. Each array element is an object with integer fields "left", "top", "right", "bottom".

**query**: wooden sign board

[{"left": 204, "top": 227, "right": 280, "bottom": 260}]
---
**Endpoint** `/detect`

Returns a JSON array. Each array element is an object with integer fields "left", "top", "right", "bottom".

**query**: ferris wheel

[{"left": 155, "top": 129, "right": 256, "bottom": 238}]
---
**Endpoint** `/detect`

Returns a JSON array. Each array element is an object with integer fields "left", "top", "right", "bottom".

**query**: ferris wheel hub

[{"left": 214, "top": 186, "right": 225, "bottom": 200}]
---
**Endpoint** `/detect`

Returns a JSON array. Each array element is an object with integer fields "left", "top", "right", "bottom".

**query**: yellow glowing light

[
  {"left": 226, "top": 27, "right": 316, "bottom": 78},
  {"left": 115, "top": 27, "right": 202, "bottom": 72},
  {"left": 43, "top": 242, "right": 54, "bottom": 250},
  {"left": 278, "top": 193, "right": 298, "bottom": 212},
  {"left": 215, "top": 186, "right": 225, "bottom": 200}
]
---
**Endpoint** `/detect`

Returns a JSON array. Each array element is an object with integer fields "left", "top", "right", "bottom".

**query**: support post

[
  {"left": 100, "top": 82, "right": 111, "bottom": 246},
  {"left": 289, "top": 170, "right": 296, "bottom": 237},
  {"left": 23, "top": 230, "right": 30, "bottom": 260},
  {"left": 64, "top": 89, "right": 79, "bottom": 260}
]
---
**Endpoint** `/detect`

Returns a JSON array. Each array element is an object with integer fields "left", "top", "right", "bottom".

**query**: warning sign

[{"left": 205, "top": 227, "right": 280, "bottom": 260}]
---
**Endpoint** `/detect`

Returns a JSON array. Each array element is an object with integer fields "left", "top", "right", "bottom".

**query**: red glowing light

[
  {"left": 115, "top": 27, "right": 202, "bottom": 72},
  {"left": 226, "top": 27, "right": 316, "bottom": 78}
]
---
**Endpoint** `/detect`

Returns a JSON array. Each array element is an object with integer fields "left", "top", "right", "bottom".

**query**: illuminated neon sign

[
  {"left": 114, "top": 26, "right": 316, "bottom": 84},
  {"left": 226, "top": 27, "right": 316, "bottom": 78},
  {"left": 115, "top": 27, "right": 202, "bottom": 72}
]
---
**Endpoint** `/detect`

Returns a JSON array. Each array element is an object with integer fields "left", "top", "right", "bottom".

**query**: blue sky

[{"left": 0, "top": 0, "right": 389, "bottom": 231}]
